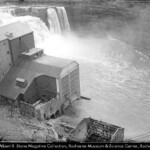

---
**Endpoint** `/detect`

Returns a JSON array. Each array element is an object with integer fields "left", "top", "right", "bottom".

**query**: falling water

[
  {"left": 46, "top": 7, "right": 70, "bottom": 34},
  {"left": 56, "top": 7, "right": 70, "bottom": 32},
  {"left": 47, "top": 7, "right": 62, "bottom": 34}
]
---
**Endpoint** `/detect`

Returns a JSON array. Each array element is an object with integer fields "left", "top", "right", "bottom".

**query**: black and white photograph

[{"left": 0, "top": 0, "right": 150, "bottom": 147}]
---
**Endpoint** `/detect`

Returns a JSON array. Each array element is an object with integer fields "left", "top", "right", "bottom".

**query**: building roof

[
  {"left": 0, "top": 55, "right": 77, "bottom": 100},
  {"left": 34, "top": 55, "right": 74, "bottom": 68},
  {"left": 0, "top": 21, "right": 32, "bottom": 41},
  {"left": 0, "top": 34, "right": 7, "bottom": 41}
]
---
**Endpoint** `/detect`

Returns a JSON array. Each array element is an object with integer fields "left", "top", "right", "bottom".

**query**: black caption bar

[{"left": 0, "top": 143, "right": 150, "bottom": 149}]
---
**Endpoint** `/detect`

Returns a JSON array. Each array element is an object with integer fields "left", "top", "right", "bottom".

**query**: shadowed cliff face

[{"left": 66, "top": 5, "right": 137, "bottom": 37}]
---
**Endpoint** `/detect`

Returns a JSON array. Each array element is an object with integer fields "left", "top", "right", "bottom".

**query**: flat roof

[
  {"left": 0, "top": 61, "right": 60, "bottom": 100},
  {"left": 22, "top": 48, "right": 43, "bottom": 56},
  {"left": 0, "top": 21, "right": 32, "bottom": 41},
  {"left": 34, "top": 55, "right": 74, "bottom": 69}
]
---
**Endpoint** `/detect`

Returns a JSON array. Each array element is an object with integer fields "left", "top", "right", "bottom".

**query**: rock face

[{"left": 66, "top": 5, "right": 137, "bottom": 36}]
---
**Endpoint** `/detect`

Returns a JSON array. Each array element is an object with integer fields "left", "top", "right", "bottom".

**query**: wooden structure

[{"left": 68, "top": 117, "right": 124, "bottom": 143}]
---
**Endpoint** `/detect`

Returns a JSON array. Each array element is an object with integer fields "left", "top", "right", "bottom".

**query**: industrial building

[
  {"left": 68, "top": 117, "right": 124, "bottom": 143},
  {"left": 0, "top": 21, "right": 80, "bottom": 120}
]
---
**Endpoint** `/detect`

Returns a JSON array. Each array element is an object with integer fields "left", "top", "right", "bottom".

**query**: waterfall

[
  {"left": 47, "top": 7, "right": 62, "bottom": 34},
  {"left": 46, "top": 7, "right": 70, "bottom": 34},
  {"left": 56, "top": 7, "right": 70, "bottom": 32}
]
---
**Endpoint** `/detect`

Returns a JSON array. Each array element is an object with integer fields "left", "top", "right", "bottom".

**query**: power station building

[{"left": 0, "top": 22, "right": 80, "bottom": 120}]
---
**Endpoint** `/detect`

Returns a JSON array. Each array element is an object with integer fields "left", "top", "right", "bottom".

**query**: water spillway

[
  {"left": 47, "top": 7, "right": 62, "bottom": 34},
  {"left": 0, "top": 5, "right": 150, "bottom": 142},
  {"left": 56, "top": 7, "right": 70, "bottom": 32}
]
